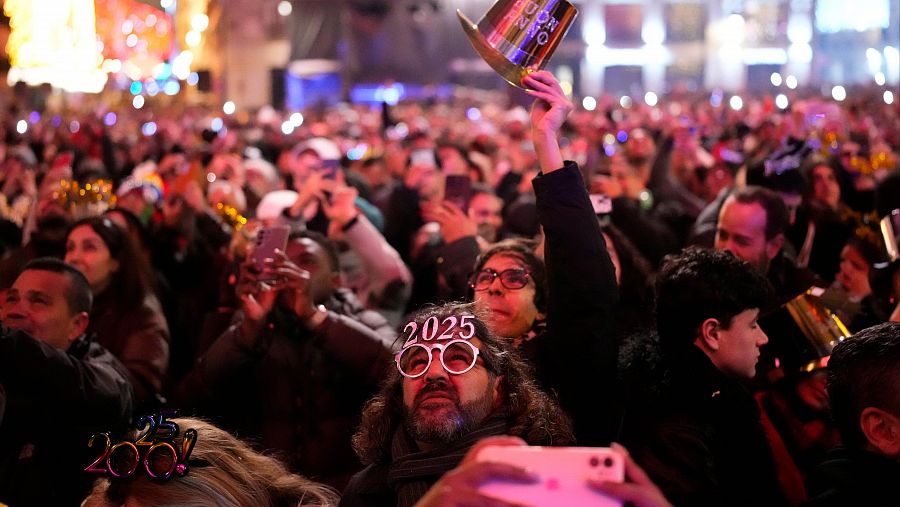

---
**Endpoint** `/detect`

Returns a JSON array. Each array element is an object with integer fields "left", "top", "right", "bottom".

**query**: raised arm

[{"left": 524, "top": 71, "right": 620, "bottom": 445}]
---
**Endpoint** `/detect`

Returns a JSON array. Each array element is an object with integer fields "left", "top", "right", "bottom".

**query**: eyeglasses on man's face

[
  {"left": 469, "top": 268, "right": 531, "bottom": 291},
  {"left": 395, "top": 339, "right": 482, "bottom": 378}
]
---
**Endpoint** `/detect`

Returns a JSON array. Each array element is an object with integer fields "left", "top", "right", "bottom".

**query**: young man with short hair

[{"left": 623, "top": 247, "right": 788, "bottom": 506}]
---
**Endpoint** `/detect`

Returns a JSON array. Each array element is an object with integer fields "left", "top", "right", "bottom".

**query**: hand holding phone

[
  {"left": 444, "top": 175, "right": 472, "bottom": 214},
  {"left": 251, "top": 225, "right": 290, "bottom": 281},
  {"left": 475, "top": 446, "right": 625, "bottom": 507}
]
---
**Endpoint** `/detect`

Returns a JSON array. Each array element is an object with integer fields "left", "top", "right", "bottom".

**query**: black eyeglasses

[{"left": 469, "top": 268, "right": 531, "bottom": 291}]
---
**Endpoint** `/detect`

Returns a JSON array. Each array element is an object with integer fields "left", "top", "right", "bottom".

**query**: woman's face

[
  {"left": 811, "top": 165, "right": 841, "bottom": 209},
  {"left": 65, "top": 225, "right": 119, "bottom": 294}
]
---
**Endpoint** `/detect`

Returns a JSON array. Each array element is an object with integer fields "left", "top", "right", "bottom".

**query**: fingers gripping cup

[{"left": 457, "top": 0, "right": 578, "bottom": 89}]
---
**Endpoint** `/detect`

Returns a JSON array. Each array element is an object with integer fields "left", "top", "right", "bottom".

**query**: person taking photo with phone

[{"left": 172, "top": 228, "right": 396, "bottom": 490}]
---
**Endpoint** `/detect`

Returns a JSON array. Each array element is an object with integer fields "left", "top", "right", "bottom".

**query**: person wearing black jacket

[
  {"left": 426, "top": 71, "right": 620, "bottom": 446},
  {"left": 621, "top": 248, "right": 788, "bottom": 506},
  {"left": 172, "top": 230, "right": 395, "bottom": 490},
  {"left": 0, "top": 258, "right": 133, "bottom": 506},
  {"left": 805, "top": 322, "right": 900, "bottom": 507}
]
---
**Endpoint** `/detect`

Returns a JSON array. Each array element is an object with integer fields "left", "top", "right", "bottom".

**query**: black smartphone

[{"left": 444, "top": 175, "right": 472, "bottom": 213}]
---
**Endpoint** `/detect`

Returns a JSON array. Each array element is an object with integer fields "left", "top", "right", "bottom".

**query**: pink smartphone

[
  {"left": 251, "top": 225, "right": 290, "bottom": 279},
  {"left": 475, "top": 446, "right": 625, "bottom": 507}
]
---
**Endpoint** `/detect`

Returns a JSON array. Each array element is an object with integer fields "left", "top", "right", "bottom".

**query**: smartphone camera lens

[
  {"left": 589, "top": 456, "right": 599, "bottom": 468},
  {"left": 604, "top": 457, "right": 614, "bottom": 468}
]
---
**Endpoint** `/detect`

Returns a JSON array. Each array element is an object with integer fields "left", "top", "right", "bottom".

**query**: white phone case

[{"left": 475, "top": 446, "right": 625, "bottom": 507}]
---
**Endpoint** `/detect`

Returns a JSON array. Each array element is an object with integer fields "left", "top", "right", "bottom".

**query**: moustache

[{"left": 413, "top": 379, "right": 460, "bottom": 408}]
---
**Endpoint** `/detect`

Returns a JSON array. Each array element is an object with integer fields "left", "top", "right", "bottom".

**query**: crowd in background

[{"left": 0, "top": 76, "right": 898, "bottom": 506}]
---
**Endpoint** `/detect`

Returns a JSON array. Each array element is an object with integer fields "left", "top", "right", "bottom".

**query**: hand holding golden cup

[{"left": 458, "top": 0, "right": 578, "bottom": 89}]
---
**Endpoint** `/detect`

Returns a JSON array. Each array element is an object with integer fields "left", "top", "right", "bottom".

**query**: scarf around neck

[{"left": 386, "top": 411, "right": 510, "bottom": 507}]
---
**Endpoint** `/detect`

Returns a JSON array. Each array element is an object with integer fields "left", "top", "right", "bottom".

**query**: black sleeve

[
  {"left": 532, "top": 161, "right": 620, "bottom": 445},
  {"left": 383, "top": 186, "right": 424, "bottom": 263},
  {"left": 434, "top": 236, "right": 481, "bottom": 301},
  {"left": 0, "top": 328, "right": 132, "bottom": 424}
]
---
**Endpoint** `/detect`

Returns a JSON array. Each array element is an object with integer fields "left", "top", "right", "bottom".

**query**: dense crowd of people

[{"left": 0, "top": 71, "right": 898, "bottom": 506}]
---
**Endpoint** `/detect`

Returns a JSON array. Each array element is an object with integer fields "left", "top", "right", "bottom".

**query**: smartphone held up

[
  {"left": 475, "top": 446, "right": 625, "bottom": 507},
  {"left": 251, "top": 225, "right": 290, "bottom": 282}
]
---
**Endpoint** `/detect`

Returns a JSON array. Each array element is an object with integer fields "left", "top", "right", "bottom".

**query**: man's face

[
  {"left": 468, "top": 193, "right": 503, "bottom": 242},
  {"left": 292, "top": 152, "right": 323, "bottom": 180},
  {"left": 709, "top": 308, "right": 768, "bottom": 379},
  {"left": 402, "top": 336, "right": 501, "bottom": 445},
  {"left": 1, "top": 270, "right": 86, "bottom": 350},
  {"left": 285, "top": 237, "right": 335, "bottom": 304},
  {"left": 715, "top": 198, "right": 779, "bottom": 273},
  {"left": 473, "top": 253, "right": 540, "bottom": 339}
]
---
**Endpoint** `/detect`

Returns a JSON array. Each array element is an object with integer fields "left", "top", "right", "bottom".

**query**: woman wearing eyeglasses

[{"left": 463, "top": 71, "right": 621, "bottom": 446}]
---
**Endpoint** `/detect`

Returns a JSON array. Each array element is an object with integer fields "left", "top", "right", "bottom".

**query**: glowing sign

[{"left": 4, "top": 0, "right": 108, "bottom": 92}]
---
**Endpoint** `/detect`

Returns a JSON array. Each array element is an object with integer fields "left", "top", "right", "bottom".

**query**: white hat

[
  {"left": 297, "top": 137, "right": 341, "bottom": 160},
  {"left": 255, "top": 190, "right": 298, "bottom": 221}
]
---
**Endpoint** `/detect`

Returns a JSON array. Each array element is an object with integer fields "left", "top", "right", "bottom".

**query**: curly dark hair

[
  {"left": 352, "top": 302, "right": 574, "bottom": 465},
  {"left": 827, "top": 322, "right": 900, "bottom": 449},
  {"left": 655, "top": 247, "right": 773, "bottom": 353},
  {"left": 472, "top": 239, "right": 548, "bottom": 313}
]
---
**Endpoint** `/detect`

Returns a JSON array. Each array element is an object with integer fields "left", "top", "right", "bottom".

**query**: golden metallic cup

[
  {"left": 784, "top": 290, "right": 852, "bottom": 373},
  {"left": 879, "top": 209, "right": 899, "bottom": 262},
  {"left": 457, "top": 0, "right": 578, "bottom": 89}
]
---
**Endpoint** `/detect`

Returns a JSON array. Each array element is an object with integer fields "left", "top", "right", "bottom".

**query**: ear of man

[
  {"left": 765, "top": 233, "right": 785, "bottom": 262},
  {"left": 696, "top": 318, "right": 722, "bottom": 353},
  {"left": 860, "top": 407, "right": 900, "bottom": 459},
  {"left": 68, "top": 311, "right": 90, "bottom": 344}
]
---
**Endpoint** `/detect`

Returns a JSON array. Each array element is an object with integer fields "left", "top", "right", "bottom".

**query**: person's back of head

[
  {"left": 826, "top": 322, "right": 900, "bottom": 459},
  {"left": 83, "top": 417, "right": 338, "bottom": 507}
]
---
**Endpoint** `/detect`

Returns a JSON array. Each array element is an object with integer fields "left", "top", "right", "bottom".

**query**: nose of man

[
  {"left": 757, "top": 328, "right": 769, "bottom": 347},
  {"left": 423, "top": 349, "right": 449, "bottom": 380}
]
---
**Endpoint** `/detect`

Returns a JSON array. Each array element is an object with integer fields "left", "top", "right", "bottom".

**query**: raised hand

[
  {"left": 323, "top": 184, "right": 360, "bottom": 239},
  {"left": 421, "top": 201, "right": 477, "bottom": 244},
  {"left": 587, "top": 443, "right": 673, "bottom": 507},
  {"left": 523, "top": 71, "right": 573, "bottom": 139},
  {"left": 522, "top": 71, "right": 572, "bottom": 173}
]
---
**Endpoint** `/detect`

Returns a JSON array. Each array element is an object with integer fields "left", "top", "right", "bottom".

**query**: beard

[{"left": 403, "top": 378, "right": 495, "bottom": 445}]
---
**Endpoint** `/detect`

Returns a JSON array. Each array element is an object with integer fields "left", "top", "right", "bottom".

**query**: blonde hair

[{"left": 82, "top": 417, "right": 338, "bottom": 507}]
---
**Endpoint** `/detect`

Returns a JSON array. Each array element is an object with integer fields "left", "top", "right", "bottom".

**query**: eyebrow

[{"left": 8, "top": 288, "right": 52, "bottom": 300}]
